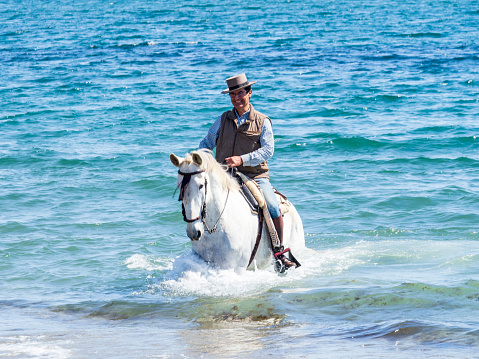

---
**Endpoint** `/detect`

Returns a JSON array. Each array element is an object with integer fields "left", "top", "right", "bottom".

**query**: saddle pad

[
  {"left": 240, "top": 183, "right": 259, "bottom": 214},
  {"left": 275, "top": 190, "right": 291, "bottom": 215}
]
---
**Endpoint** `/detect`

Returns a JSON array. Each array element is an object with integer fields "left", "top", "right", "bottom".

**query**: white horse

[{"left": 170, "top": 149, "right": 305, "bottom": 271}]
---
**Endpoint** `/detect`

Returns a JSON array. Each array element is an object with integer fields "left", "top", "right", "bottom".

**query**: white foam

[
  {"left": 155, "top": 249, "right": 322, "bottom": 298},
  {"left": 0, "top": 336, "right": 72, "bottom": 359},
  {"left": 124, "top": 254, "right": 172, "bottom": 271}
]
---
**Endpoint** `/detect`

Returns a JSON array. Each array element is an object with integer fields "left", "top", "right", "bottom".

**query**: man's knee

[
  {"left": 268, "top": 205, "right": 282, "bottom": 219},
  {"left": 255, "top": 178, "right": 281, "bottom": 218},
  {"left": 264, "top": 190, "right": 281, "bottom": 218}
]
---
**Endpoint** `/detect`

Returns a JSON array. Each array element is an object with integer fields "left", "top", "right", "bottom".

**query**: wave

[
  {"left": 345, "top": 319, "right": 479, "bottom": 346},
  {"left": 405, "top": 33, "right": 446, "bottom": 38}
]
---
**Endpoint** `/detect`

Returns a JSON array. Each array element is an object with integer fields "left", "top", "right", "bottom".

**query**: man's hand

[{"left": 225, "top": 156, "right": 243, "bottom": 168}]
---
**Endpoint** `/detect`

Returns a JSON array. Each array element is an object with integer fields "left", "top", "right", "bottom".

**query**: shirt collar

[{"left": 234, "top": 108, "right": 250, "bottom": 122}]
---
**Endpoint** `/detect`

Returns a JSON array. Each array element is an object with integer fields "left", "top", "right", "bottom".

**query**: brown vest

[{"left": 215, "top": 104, "right": 270, "bottom": 179}]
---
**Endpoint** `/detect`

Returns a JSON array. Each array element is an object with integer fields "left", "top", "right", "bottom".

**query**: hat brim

[{"left": 221, "top": 81, "right": 257, "bottom": 94}]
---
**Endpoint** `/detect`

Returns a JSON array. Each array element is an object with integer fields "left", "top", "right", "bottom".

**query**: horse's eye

[{"left": 199, "top": 184, "right": 204, "bottom": 189}]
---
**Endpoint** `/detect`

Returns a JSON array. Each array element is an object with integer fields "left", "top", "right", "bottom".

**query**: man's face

[{"left": 229, "top": 88, "right": 252, "bottom": 114}]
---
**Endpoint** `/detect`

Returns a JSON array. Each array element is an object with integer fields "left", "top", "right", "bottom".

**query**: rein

[
  {"left": 178, "top": 169, "right": 229, "bottom": 234},
  {"left": 247, "top": 209, "right": 264, "bottom": 268}
]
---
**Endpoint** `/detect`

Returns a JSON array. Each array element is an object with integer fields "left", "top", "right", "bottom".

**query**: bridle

[{"left": 177, "top": 169, "right": 229, "bottom": 234}]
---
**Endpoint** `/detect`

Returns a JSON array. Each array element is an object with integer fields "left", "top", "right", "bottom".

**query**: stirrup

[{"left": 273, "top": 247, "right": 301, "bottom": 273}]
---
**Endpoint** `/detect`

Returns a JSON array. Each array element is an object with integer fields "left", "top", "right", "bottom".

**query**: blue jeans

[{"left": 254, "top": 178, "right": 281, "bottom": 219}]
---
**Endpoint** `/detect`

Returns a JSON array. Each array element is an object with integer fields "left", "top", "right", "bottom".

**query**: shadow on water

[{"left": 177, "top": 296, "right": 291, "bottom": 357}]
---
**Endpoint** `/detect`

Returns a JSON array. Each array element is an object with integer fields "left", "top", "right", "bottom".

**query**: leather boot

[{"left": 272, "top": 215, "right": 297, "bottom": 269}]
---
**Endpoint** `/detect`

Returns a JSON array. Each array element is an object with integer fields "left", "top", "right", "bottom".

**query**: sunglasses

[{"left": 229, "top": 90, "right": 249, "bottom": 98}]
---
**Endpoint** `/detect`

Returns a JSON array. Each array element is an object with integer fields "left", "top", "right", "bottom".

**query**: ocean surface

[{"left": 1, "top": 0, "right": 478, "bottom": 357}]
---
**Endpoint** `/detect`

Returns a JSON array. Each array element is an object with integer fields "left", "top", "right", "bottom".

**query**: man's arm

[{"left": 199, "top": 115, "right": 221, "bottom": 150}]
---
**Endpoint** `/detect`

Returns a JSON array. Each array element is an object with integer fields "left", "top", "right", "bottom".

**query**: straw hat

[{"left": 221, "top": 73, "right": 257, "bottom": 94}]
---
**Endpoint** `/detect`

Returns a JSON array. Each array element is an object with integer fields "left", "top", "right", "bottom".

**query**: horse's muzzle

[{"left": 187, "top": 225, "right": 203, "bottom": 241}]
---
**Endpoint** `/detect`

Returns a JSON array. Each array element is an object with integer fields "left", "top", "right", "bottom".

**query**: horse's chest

[{"left": 191, "top": 233, "right": 238, "bottom": 268}]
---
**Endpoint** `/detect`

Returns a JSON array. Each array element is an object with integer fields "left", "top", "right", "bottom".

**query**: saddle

[{"left": 230, "top": 169, "right": 291, "bottom": 217}]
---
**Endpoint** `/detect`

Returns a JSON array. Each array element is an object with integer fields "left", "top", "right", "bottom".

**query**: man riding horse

[{"left": 199, "top": 73, "right": 297, "bottom": 270}]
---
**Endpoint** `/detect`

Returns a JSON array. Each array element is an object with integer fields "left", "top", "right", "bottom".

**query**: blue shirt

[{"left": 199, "top": 108, "right": 274, "bottom": 167}]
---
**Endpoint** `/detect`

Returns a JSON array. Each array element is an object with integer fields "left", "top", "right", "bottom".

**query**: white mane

[{"left": 183, "top": 149, "right": 240, "bottom": 192}]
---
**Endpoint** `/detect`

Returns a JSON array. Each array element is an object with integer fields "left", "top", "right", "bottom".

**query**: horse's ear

[
  {"left": 170, "top": 153, "right": 182, "bottom": 167},
  {"left": 191, "top": 152, "right": 203, "bottom": 166}
]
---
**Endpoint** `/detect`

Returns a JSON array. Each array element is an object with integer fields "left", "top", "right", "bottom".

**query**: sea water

[{"left": 1, "top": 0, "right": 478, "bottom": 358}]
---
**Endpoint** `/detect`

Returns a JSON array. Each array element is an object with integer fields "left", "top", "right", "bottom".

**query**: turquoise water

[{"left": 1, "top": 0, "right": 478, "bottom": 357}]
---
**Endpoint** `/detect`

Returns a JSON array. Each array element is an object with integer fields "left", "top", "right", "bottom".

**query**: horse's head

[{"left": 170, "top": 151, "right": 207, "bottom": 241}]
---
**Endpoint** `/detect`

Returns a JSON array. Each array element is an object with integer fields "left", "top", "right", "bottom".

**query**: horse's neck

[
  {"left": 208, "top": 174, "right": 254, "bottom": 219},
  {"left": 200, "top": 173, "right": 259, "bottom": 268},
  {"left": 206, "top": 174, "right": 230, "bottom": 212}
]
